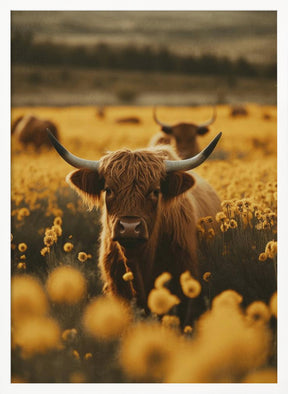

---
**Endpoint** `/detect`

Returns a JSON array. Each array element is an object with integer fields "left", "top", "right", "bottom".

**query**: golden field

[{"left": 11, "top": 104, "right": 277, "bottom": 383}]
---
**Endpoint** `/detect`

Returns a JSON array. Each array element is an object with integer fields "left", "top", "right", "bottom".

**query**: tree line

[{"left": 11, "top": 31, "right": 276, "bottom": 79}]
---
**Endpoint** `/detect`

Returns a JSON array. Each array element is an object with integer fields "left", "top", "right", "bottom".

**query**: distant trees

[{"left": 11, "top": 31, "right": 276, "bottom": 79}]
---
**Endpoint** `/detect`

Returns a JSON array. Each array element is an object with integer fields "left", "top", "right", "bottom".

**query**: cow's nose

[{"left": 114, "top": 217, "right": 148, "bottom": 241}]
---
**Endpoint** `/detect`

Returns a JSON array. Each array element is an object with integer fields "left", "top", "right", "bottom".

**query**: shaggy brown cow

[
  {"left": 150, "top": 107, "right": 216, "bottom": 159},
  {"left": 47, "top": 130, "right": 221, "bottom": 313},
  {"left": 11, "top": 115, "right": 59, "bottom": 149}
]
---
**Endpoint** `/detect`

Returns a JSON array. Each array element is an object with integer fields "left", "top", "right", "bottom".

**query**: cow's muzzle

[{"left": 113, "top": 216, "right": 149, "bottom": 245}]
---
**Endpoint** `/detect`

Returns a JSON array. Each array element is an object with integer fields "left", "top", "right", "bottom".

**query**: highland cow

[
  {"left": 12, "top": 115, "right": 59, "bottom": 149},
  {"left": 47, "top": 130, "right": 222, "bottom": 313},
  {"left": 150, "top": 107, "right": 216, "bottom": 159}
]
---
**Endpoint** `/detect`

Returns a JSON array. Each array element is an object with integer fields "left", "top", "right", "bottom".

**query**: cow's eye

[{"left": 105, "top": 187, "right": 113, "bottom": 196}]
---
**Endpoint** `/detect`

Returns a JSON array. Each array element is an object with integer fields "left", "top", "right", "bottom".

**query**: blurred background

[{"left": 11, "top": 10, "right": 276, "bottom": 107}]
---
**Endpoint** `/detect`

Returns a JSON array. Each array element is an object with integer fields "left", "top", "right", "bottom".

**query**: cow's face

[
  {"left": 67, "top": 149, "right": 195, "bottom": 249},
  {"left": 169, "top": 123, "right": 209, "bottom": 159}
]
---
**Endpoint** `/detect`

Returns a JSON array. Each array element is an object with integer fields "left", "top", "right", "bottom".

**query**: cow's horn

[
  {"left": 153, "top": 107, "right": 173, "bottom": 134},
  {"left": 198, "top": 107, "right": 217, "bottom": 128},
  {"left": 165, "top": 132, "right": 222, "bottom": 172},
  {"left": 47, "top": 129, "right": 100, "bottom": 171}
]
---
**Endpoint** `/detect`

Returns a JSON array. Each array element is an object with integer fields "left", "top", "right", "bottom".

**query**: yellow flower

[
  {"left": 62, "top": 328, "right": 78, "bottom": 342},
  {"left": 69, "top": 372, "right": 86, "bottom": 383},
  {"left": 46, "top": 266, "right": 86, "bottom": 304},
  {"left": 53, "top": 216, "right": 63, "bottom": 226},
  {"left": 13, "top": 317, "right": 61, "bottom": 358},
  {"left": 220, "top": 222, "right": 230, "bottom": 232},
  {"left": 205, "top": 216, "right": 214, "bottom": 224},
  {"left": 52, "top": 224, "right": 62, "bottom": 237},
  {"left": 147, "top": 288, "right": 180, "bottom": 315},
  {"left": 63, "top": 242, "right": 74, "bottom": 252},
  {"left": 11, "top": 275, "right": 48, "bottom": 324},
  {"left": 82, "top": 296, "right": 131, "bottom": 341},
  {"left": 180, "top": 271, "right": 201, "bottom": 298},
  {"left": 40, "top": 246, "right": 50, "bottom": 256},
  {"left": 229, "top": 219, "right": 238, "bottom": 229},
  {"left": 203, "top": 272, "right": 212, "bottom": 282},
  {"left": 269, "top": 292, "right": 277, "bottom": 317},
  {"left": 122, "top": 271, "right": 134, "bottom": 282},
  {"left": 17, "top": 262, "right": 26, "bottom": 270},
  {"left": 161, "top": 315, "right": 180, "bottom": 330},
  {"left": 84, "top": 352, "right": 93, "bottom": 360},
  {"left": 183, "top": 325, "right": 193, "bottom": 335},
  {"left": 216, "top": 212, "right": 227, "bottom": 222},
  {"left": 212, "top": 290, "right": 243, "bottom": 309},
  {"left": 18, "top": 243, "right": 27, "bottom": 252},
  {"left": 154, "top": 272, "right": 172, "bottom": 289},
  {"left": 265, "top": 241, "right": 277, "bottom": 259},
  {"left": 119, "top": 322, "right": 181, "bottom": 381},
  {"left": 78, "top": 252, "right": 88, "bottom": 262},
  {"left": 44, "top": 235, "right": 55, "bottom": 247},
  {"left": 17, "top": 207, "right": 30, "bottom": 220},
  {"left": 258, "top": 252, "right": 268, "bottom": 262},
  {"left": 72, "top": 350, "right": 80, "bottom": 360},
  {"left": 246, "top": 301, "right": 271, "bottom": 325}
]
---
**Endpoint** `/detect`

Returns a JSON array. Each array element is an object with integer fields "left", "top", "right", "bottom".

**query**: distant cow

[
  {"left": 115, "top": 116, "right": 141, "bottom": 124},
  {"left": 230, "top": 105, "right": 248, "bottom": 118},
  {"left": 48, "top": 129, "right": 222, "bottom": 314},
  {"left": 150, "top": 107, "right": 216, "bottom": 159},
  {"left": 11, "top": 115, "right": 59, "bottom": 149}
]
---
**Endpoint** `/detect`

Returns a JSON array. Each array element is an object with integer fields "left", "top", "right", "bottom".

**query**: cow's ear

[
  {"left": 197, "top": 126, "right": 209, "bottom": 135},
  {"left": 161, "top": 171, "right": 195, "bottom": 200},
  {"left": 66, "top": 169, "right": 104, "bottom": 208}
]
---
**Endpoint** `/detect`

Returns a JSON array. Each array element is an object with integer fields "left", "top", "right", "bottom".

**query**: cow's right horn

[
  {"left": 153, "top": 107, "right": 173, "bottom": 134},
  {"left": 47, "top": 129, "right": 100, "bottom": 171},
  {"left": 165, "top": 132, "right": 222, "bottom": 172}
]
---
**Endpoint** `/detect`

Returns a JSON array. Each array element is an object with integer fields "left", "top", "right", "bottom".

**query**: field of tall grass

[{"left": 11, "top": 104, "right": 277, "bottom": 383}]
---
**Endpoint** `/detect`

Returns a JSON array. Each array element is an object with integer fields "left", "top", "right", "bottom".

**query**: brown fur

[
  {"left": 150, "top": 123, "right": 210, "bottom": 159},
  {"left": 67, "top": 145, "right": 220, "bottom": 310},
  {"left": 11, "top": 115, "right": 59, "bottom": 149},
  {"left": 230, "top": 105, "right": 248, "bottom": 117}
]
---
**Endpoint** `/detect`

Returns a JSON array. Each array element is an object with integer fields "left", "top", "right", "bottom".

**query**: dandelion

[
  {"left": 122, "top": 271, "right": 134, "bottom": 282},
  {"left": 13, "top": 316, "right": 61, "bottom": 358},
  {"left": 220, "top": 222, "right": 230, "bottom": 232},
  {"left": 269, "top": 292, "right": 277, "bottom": 317},
  {"left": 18, "top": 243, "right": 27, "bottom": 252},
  {"left": 196, "top": 224, "right": 205, "bottom": 238},
  {"left": 216, "top": 212, "right": 227, "bottom": 223},
  {"left": 82, "top": 296, "right": 131, "bottom": 340},
  {"left": 161, "top": 315, "right": 180, "bottom": 330},
  {"left": 46, "top": 266, "right": 86, "bottom": 304},
  {"left": 148, "top": 288, "right": 180, "bottom": 315},
  {"left": 180, "top": 273, "right": 201, "bottom": 298},
  {"left": 119, "top": 322, "right": 181, "bottom": 381},
  {"left": 212, "top": 290, "right": 243, "bottom": 309},
  {"left": 154, "top": 272, "right": 172, "bottom": 289},
  {"left": 63, "top": 242, "right": 74, "bottom": 252},
  {"left": 246, "top": 301, "right": 271, "bottom": 325},
  {"left": 265, "top": 241, "right": 277, "bottom": 259},
  {"left": 62, "top": 328, "right": 78, "bottom": 343},
  {"left": 52, "top": 224, "right": 62, "bottom": 237},
  {"left": 11, "top": 275, "right": 48, "bottom": 323},
  {"left": 84, "top": 352, "right": 93, "bottom": 360},
  {"left": 17, "top": 207, "right": 30, "bottom": 220},
  {"left": 229, "top": 219, "right": 238, "bottom": 229},
  {"left": 53, "top": 216, "right": 62, "bottom": 226},
  {"left": 44, "top": 235, "right": 55, "bottom": 247},
  {"left": 183, "top": 325, "right": 193, "bottom": 335},
  {"left": 258, "top": 252, "right": 268, "bottom": 262},
  {"left": 205, "top": 216, "right": 214, "bottom": 224},
  {"left": 78, "top": 252, "right": 88, "bottom": 263},
  {"left": 40, "top": 246, "right": 50, "bottom": 256},
  {"left": 17, "top": 262, "right": 26, "bottom": 270},
  {"left": 203, "top": 272, "right": 212, "bottom": 282},
  {"left": 72, "top": 350, "right": 80, "bottom": 360}
]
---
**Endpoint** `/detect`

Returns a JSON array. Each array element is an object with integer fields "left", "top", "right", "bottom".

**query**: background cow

[
  {"left": 48, "top": 130, "right": 222, "bottom": 318},
  {"left": 11, "top": 115, "right": 59, "bottom": 149},
  {"left": 230, "top": 105, "right": 248, "bottom": 117},
  {"left": 150, "top": 107, "right": 216, "bottom": 159}
]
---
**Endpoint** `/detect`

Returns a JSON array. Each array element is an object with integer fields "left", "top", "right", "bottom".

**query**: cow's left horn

[
  {"left": 165, "top": 132, "right": 222, "bottom": 172},
  {"left": 153, "top": 107, "right": 173, "bottom": 134},
  {"left": 198, "top": 107, "right": 217, "bottom": 128},
  {"left": 47, "top": 129, "right": 100, "bottom": 170}
]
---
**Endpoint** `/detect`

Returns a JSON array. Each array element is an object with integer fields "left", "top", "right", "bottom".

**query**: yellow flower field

[{"left": 11, "top": 104, "right": 277, "bottom": 383}]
